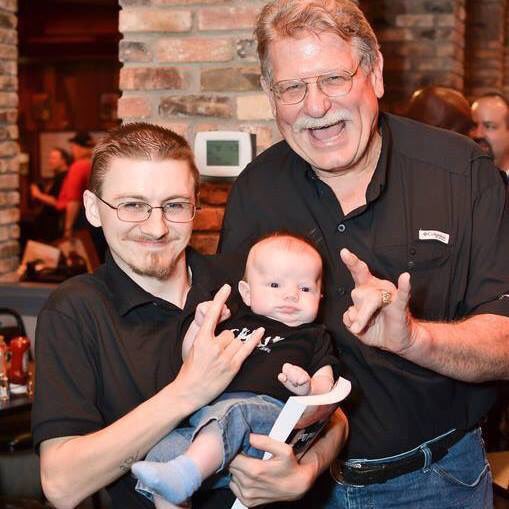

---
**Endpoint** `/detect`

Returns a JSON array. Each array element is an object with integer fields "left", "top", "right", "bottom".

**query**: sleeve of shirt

[
  {"left": 309, "top": 327, "right": 341, "bottom": 380},
  {"left": 31, "top": 306, "right": 104, "bottom": 451},
  {"left": 462, "top": 158, "right": 509, "bottom": 317}
]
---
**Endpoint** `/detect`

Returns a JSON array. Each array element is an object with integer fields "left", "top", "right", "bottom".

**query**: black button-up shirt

[
  {"left": 32, "top": 248, "right": 240, "bottom": 508},
  {"left": 220, "top": 112, "right": 509, "bottom": 459}
]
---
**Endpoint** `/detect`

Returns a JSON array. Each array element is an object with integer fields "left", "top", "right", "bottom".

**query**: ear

[
  {"left": 370, "top": 50, "right": 385, "bottom": 99},
  {"left": 238, "top": 280, "right": 251, "bottom": 307},
  {"left": 261, "top": 76, "right": 277, "bottom": 118},
  {"left": 83, "top": 190, "right": 102, "bottom": 228}
]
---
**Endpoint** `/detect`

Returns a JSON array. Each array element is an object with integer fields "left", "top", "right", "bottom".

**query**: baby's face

[{"left": 241, "top": 243, "right": 322, "bottom": 327}]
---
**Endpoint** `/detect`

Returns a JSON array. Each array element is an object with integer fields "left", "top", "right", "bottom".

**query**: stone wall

[{"left": 0, "top": 0, "right": 18, "bottom": 280}]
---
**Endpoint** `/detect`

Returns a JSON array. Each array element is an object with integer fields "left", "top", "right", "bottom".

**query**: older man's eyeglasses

[
  {"left": 95, "top": 194, "right": 197, "bottom": 223},
  {"left": 270, "top": 59, "right": 363, "bottom": 105}
]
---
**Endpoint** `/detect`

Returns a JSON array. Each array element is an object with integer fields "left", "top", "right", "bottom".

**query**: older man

[
  {"left": 220, "top": 1, "right": 509, "bottom": 507},
  {"left": 471, "top": 92, "right": 509, "bottom": 183}
]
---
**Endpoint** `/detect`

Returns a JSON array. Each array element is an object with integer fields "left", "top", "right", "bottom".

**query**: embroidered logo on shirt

[
  {"left": 499, "top": 294, "right": 509, "bottom": 300},
  {"left": 418, "top": 229, "right": 450, "bottom": 244}
]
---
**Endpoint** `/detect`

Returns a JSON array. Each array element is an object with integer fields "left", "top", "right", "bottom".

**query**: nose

[
  {"left": 139, "top": 207, "right": 169, "bottom": 238},
  {"left": 284, "top": 286, "right": 299, "bottom": 302},
  {"left": 302, "top": 82, "right": 332, "bottom": 118}
]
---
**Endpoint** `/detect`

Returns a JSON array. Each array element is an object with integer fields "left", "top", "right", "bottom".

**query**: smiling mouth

[{"left": 308, "top": 120, "right": 346, "bottom": 141}]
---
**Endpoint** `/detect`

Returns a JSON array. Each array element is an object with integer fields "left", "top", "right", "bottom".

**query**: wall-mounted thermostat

[{"left": 194, "top": 131, "right": 256, "bottom": 180}]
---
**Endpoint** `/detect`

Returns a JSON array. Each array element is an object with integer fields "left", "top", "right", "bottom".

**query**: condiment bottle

[{"left": 8, "top": 336, "right": 30, "bottom": 386}]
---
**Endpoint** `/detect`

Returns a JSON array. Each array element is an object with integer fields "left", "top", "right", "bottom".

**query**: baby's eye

[
  {"left": 270, "top": 282, "right": 279, "bottom": 288},
  {"left": 300, "top": 286, "right": 311, "bottom": 293}
]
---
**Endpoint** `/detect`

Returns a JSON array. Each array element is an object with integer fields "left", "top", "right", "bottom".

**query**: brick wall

[
  {"left": 0, "top": 0, "right": 18, "bottom": 280},
  {"left": 363, "top": 0, "right": 467, "bottom": 113},
  {"left": 118, "top": 0, "right": 277, "bottom": 254},
  {"left": 465, "top": 0, "right": 506, "bottom": 97}
]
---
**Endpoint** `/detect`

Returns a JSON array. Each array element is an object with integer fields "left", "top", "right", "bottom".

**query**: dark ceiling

[{"left": 18, "top": 0, "right": 121, "bottom": 60}]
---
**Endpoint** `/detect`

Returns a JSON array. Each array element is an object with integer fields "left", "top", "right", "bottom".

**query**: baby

[{"left": 132, "top": 233, "right": 339, "bottom": 508}]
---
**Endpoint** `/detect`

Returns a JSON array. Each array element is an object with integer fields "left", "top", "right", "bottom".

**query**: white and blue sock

[{"left": 132, "top": 454, "right": 202, "bottom": 504}]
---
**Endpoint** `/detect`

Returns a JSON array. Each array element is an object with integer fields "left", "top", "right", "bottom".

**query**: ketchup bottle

[{"left": 8, "top": 336, "right": 30, "bottom": 386}]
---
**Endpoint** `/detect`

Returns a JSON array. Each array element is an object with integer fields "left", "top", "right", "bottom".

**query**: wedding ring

[{"left": 380, "top": 290, "right": 392, "bottom": 307}]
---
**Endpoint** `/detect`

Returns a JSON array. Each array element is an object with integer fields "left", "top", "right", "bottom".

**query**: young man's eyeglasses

[
  {"left": 94, "top": 194, "right": 197, "bottom": 223},
  {"left": 270, "top": 58, "right": 363, "bottom": 105}
]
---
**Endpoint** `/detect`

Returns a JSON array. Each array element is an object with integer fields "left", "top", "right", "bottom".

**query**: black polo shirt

[
  {"left": 220, "top": 112, "right": 509, "bottom": 460},
  {"left": 32, "top": 248, "right": 241, "bottom": 508}
]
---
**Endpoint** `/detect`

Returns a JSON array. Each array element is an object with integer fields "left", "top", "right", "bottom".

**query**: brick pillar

[
  {"left": 465, "top": 0, "right": 506, "bottom": 97},
  {"left": 364, "top": 0, "right": 466, "bottom": 113},
  {"left": 0, "top": 0, "right": 19, "bottom": 280},
  {"left": 118, "top": 0, "right": 277, "bottom": 254}
]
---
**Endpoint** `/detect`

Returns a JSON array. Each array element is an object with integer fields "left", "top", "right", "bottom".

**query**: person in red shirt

[{"left": 58, "top": 131, "right": 94, "bottom": 238}]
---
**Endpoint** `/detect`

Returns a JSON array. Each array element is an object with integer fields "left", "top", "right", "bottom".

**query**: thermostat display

[
  {"left": 207, "top": 140, "right": 240, "bottom": 167},
  {"left": 195, "top": 131, "right": 256, "bottom": 179}
]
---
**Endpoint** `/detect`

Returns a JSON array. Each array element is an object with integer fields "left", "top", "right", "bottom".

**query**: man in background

[
  {"left": 471, "top": 92, "right": 509, "bottom": 183},
  {"left": 58, "top": 131, "right": 95, "bottom": 238}
]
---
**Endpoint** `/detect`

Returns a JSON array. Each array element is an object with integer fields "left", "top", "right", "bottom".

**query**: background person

[
  {"left": 57, "top": 131, "right": 95, "bottom": 239},
  {"left": 404, "top": 85, "right": 475, "bottom": 135},
  {"left": 219, "top": 1, "right": 509, "bottom": 507},
  {"left": 471, "top": 92, "right": 509, "bottom": 184},
  {"left": 29, "top": 147, "right": 71, "bottom": 242}
]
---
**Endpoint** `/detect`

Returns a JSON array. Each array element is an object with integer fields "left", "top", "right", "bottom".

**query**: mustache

[
  {"left": 123, "top": 233, "right": 170, "bottom": 242},
  {"left": 292, "top": 110, "right": 351, "bottom": 133}
]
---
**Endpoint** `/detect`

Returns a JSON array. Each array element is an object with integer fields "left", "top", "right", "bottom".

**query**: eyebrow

[{"left": 111, "top": 194, "right": 193, "bottom": 202}]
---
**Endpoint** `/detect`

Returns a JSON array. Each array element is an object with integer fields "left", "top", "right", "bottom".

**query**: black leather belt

[{"left": 332, "top": 429, "right": 468, "bottom": 486}]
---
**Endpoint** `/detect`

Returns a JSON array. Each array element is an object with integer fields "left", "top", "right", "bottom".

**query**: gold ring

[{"left": 380, "top": 290, "right": 392, "bottom": 307}]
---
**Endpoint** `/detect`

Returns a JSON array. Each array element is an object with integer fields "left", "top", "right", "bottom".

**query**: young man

[
  {"left": 32, "top": 123, "right": 348, "bottom": 509},
  {"left": 219, "top": 1, "right": 509, "bottom": 507}
]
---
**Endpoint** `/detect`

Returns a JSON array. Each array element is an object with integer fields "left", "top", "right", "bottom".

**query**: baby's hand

[
  {"left": 278, "top": 363, "right": 311, "bottom": 396},
  {"left": 194, "top": 300, "right": 231, "bottom": 327}
]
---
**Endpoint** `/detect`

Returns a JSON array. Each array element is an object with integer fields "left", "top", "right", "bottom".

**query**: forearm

[
  {"left": 35, "top": 193, "right": 58, "bottom": 208},
  {"left": 403, "top": 313, "right": 509, "bottom": 382},
  {"left": 298, "top": 408, "right": 349, "bottom": 482},
  {"left": 40, "top": 380, "right": 198, "bottom": 508}
]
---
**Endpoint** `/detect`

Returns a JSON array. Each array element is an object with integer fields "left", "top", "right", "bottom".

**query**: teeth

[{"left": 310, "top": 120, "right": 344, "bottom": 130}]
